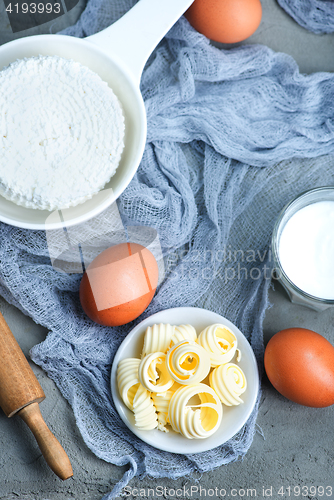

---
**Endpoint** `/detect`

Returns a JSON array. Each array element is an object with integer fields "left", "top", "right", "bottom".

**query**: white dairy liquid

[{"left": 278, "top": 200, "right": 334, "bottom": 300}]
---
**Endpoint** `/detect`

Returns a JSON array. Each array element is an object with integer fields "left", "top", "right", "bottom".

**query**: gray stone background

[{"left": 1, "top": 1, "right": 334, "bottom": 499}]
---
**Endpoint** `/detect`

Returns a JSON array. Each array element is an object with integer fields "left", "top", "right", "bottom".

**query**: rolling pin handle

[{"left": 18, "top": 402, "right": 73, "bottom": 480}]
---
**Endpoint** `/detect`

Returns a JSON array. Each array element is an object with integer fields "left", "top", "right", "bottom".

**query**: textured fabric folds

[
  {"left": 278, "top": 0, "right": 334, "bottom": 34},
  {"left": 0, "top": 1, "right": 334, "bottom": 499}
]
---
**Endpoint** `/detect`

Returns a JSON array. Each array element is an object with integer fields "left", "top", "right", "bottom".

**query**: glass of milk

[{"left": 272, "top": 186, "right": 334, "bottom": 311}]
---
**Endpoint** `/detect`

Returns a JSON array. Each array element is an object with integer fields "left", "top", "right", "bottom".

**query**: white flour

[{"left": 0, "top": 55, "right": 125, "bottom": 210}]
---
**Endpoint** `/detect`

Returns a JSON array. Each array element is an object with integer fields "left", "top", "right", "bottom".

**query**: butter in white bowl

[
  {"left": 0, "top": 55, "right": 125, "bottom": 210},
  {"left": 110, "top": 307, "right": 259, "bottom": 454}
]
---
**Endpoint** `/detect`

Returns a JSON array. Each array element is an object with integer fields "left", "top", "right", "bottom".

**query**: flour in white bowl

[{"left": 0, "top": 55, "right": 125, "bottom": 210}]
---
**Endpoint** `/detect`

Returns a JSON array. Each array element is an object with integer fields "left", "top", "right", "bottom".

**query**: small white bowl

[
  {"left": 110, "top": 307, "right": 259, "bottom": 454},
  {"left": 0, "top": 34, "right": 146, "bottom": 231},
  {"left": 0, "top": 0, "right": 194, "bottom": 230}
]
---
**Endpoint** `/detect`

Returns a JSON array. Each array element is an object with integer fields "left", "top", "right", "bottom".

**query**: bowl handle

[{"left": 86, "top": 0, "right": 194, "bottom": 86}]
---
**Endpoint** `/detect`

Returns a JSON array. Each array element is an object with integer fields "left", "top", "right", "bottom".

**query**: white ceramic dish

[
  {"left": 110, "top": 307, "right": 260, "bottom": 454},
  {"left": 0, "top": 0, "right": 194, "bottom": 230}
]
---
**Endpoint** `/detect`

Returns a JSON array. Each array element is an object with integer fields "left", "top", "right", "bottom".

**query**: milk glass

[{"left": 272, "top": 186, "right": 334, "bottom": 312}]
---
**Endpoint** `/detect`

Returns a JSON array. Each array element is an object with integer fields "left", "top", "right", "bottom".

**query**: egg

[
  {"left": 264, "top": 328, "right": 334, "bottom": 408},
  {"left": 79, "top": 243, "right": 159, "bottom": 327},
  {"left": 184, "top": 0, "right": 262, "bottom": 44}
]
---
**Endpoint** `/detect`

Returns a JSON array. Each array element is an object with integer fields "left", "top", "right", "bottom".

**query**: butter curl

[
  {"left": 166, "top": 340, "right": 211, "bottom": 385},
  {"left": 210, "top": 363, "right": 247, "bottom": 406},
  {"left": 198, "top": 323, "right": 238, "bottom": 367},
  {"left": 170, "top": 324, "right": 197, "bottom": 346},
  {"left": 142, "top": 323, "right": 175, "bottom": 357},
  {"left": 139, "top": 352, "right": 174, "bottom": 393},
  {"left": 132, "top": 384, "right": 158, "bottom": 430},
  {"left": 168, "top": 384, "right": 223, "bottom": 439},
  {"left": 117, "top": 358, "right": 140, "bottom": 410}
]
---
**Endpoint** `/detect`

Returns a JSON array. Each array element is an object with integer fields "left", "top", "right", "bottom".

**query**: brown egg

[
  {"left": 79, "top": 243, "right": 159, "bottom": 327},
  {"left": 264, "top": 328, "right": 334, "bottom": 408},
  {"left": 185, "top": 0, "right": 262, "bottom": 44}
]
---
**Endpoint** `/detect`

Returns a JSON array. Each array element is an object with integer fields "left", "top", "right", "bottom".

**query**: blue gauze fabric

[
  {"left": 1, "top": 1, "right": 334, "bottom": 499},
  {"left": 278, "top": 0, "right": 334, "bottom": 34}
]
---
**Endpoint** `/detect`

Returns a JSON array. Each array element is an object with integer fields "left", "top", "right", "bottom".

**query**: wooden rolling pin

[{"left": 0, "top": 311, "right": 73, "bottom": 480}]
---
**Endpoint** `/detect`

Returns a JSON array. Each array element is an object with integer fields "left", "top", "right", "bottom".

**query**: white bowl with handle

[{"left": 0, "top": 0, "right": 194, "bottom": 230}]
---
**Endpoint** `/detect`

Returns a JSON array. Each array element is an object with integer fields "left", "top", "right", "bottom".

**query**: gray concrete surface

[
  {"left": 216, "top": 0, "right": 334, "bottom": 74},
  {"left": 1, "top": 1, "right": 334, "bottom": 499},
  {"left": 1, "top": 284, "right": 334, "bottom": 500}
]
